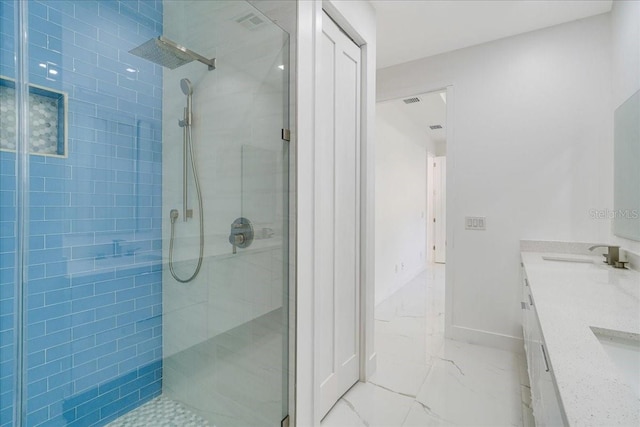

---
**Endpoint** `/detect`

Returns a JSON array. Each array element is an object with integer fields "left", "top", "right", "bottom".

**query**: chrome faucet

[
  {"left": 112, "top": 239, "right": 125, "bottom": 257},
  {"left": 588, "top": 244, "right": 623, "bottom": 267}
]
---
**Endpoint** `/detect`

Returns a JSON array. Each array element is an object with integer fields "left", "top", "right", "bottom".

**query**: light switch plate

[{"left": 465, "top": 216, "right": 486, "bottom": 230}]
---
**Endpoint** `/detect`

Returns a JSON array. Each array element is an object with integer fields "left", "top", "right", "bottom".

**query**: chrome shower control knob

[{"left": 229, "top": 217, "right": 254, "bottom": 251}]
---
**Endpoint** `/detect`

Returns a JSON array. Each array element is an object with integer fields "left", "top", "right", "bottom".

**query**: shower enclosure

[{"left": 0, "top": 1, "right": 292, "bottom": 426}]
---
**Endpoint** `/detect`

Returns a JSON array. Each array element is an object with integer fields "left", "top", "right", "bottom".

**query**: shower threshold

[{"left": 106, "top": 395, "right": 210, "bottom": 427}]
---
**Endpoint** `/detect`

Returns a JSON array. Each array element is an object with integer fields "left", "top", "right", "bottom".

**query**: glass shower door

[
  {"left": 159, "top": 1, "right": 290, "bottom": 426},
  {"left": 1, "top": 1, "right": 290, "bottom": 426},
  {"left": 0, "top": 1, "right": 20, "bottom": 425}
]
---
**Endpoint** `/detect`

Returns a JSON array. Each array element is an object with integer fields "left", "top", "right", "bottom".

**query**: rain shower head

[{"left": 129, "top": 36, "right": 216, "bottom": 71}]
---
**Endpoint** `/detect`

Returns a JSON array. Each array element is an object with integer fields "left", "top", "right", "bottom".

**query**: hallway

[{"left": 322, "top": 265, "right": 533, "bottom": 426}]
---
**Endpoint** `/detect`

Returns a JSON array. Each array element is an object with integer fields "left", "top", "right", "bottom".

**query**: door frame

[
  {"left": 434, "top": 156, "right": 446, "bottom": 263},
  {"left": 377, "top": 84, "right": 456, "bottom": 356},
  {"left": 320, "top": 0, "right": 376, "bottom": 385},
  {"left": 295, "top": 1, "right": 377, "bottom": 425},
  {"left": 426, "top": 151, "right": 435, "bottom": 263}
]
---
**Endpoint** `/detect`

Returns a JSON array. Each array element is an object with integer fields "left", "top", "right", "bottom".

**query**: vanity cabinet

[{"left": 521, "top": 263, "right": 566, "bottom": 426}]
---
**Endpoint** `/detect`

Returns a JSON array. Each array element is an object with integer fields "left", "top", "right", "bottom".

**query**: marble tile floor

[{"left": 322, "top": 265, "right": 535, "bottom": 427}]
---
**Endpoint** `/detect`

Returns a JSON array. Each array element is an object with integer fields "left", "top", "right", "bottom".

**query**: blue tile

[
  {"left": 65, "top": 16, "right": 98, "bottom": 39},
  {"left": 26, "top": 383, "right": 73, "bottom": 414},
  {"left": 46, "top": 315, "right": 73, "bottom": 334},
  {"left": 95, "top": 324, "right": 134, "bottom": 346},
  {"left": 29, "top": 247, "right": 70, "bottom": 264},
  {"left": 75, "top": 388, "right": 118, "bottom": 418},
  {"left": 8, "top": 1, "right": 166, "bottom": 423},
  {"left": 28, "top": 302, "right": 71, "bottom": 324},
  {"left": 135, "top": 335, "right": 160, "bottom": 354},
  {"left": 138, "top": 1, "right": 161, "bottom": 24},
  {"left": 74, "top": 364, "right": 117, "bottom": 392},
  {"left": 30, "top": 1, "right": 49, "bottom": 19},
  {"left": 28, "top": 293, "right": 45, "bottom": 310},
  {"left": 97, "top": 346, "right": 136, "bottom": 370},
  {"left": 27, "top": 358, "right": 69, "bottom": 384},
  {"left": 71, "top": 293, "right": 115, "bottom": 313},
  {"left": 98, "top": 369, "right": 137, "bottom": 395},
  {"left": 46, "top": 3, "right": 64, "bottom": 25},
  {"left": 30, "top": 191, "right": 70, "bottom": 207},
  {"left": 46, "top": 342, "right": 75, "bottom": 364},
  {"left": 29, "top": 329, "right": 72, "bottom": 353},
  {"left": 27, "top": 322, "right": 46, "bottom": 340},
  {"left": 47, "top": 35, "right": 63, "bottom": 53},
  {"left": 29, "top": 220, "right": 71, "bottom": 235},
  {"left": 29, "top": 15, "right": 63, "bottom": 40},
  {"left": 25, "top": 406, "right": 50, "bottom": 426},
  {"left": 74, "top": 31, "right": 116, "bottom": 59},
  {"left": 73, "top": 57, "right": 117, "bottom": 84},
  {"left": 27, "top": 378, "right": 48, "bottom": 397},
  {"left": 99, "top": 388, "right": 139, "bottom": 419},
  {"left": 73, "top": 341, "right": 116, "bottom": 367},
  {"left": 72, "top": 317, "right": 116, "bottom": 340}
]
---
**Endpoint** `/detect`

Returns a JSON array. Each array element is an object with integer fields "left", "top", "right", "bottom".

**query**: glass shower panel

[
  {"left": 3, "top": 1, "right": 290, "bottom": 426},
  {"left": 0, "top": 1, "right": 17, "bottom": 425},
  {"left": 23, "top": 1, "right": 164, "bottom": 425},
  {"left": 160, "top": 1, "right": 290, "bottom": 426}
]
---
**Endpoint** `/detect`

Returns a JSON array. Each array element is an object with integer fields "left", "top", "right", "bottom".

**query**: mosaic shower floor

[{"left": 106, "top": 396, "right": 210, "bottom": 427}]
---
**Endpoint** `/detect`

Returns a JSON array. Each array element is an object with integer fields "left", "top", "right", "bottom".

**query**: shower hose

[{"left": 168, "top": 126, "right": 204, "bottom": 283}]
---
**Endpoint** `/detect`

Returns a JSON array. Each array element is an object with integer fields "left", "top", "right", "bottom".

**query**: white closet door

[{"left": 316, "top": 11, "right": 361, "bottom": 419}]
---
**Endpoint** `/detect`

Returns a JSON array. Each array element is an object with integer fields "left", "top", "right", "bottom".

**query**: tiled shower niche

[{"left": 0, "top": 76, "right": 67, "bottom": 156}]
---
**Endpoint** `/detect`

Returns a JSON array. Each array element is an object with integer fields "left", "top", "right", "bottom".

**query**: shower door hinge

[
  {"left": 281, "top": 415, "right": 290, "bottom": 427},
  {"left": 281, "top": 128, "right": 291, "bottom": 141}
]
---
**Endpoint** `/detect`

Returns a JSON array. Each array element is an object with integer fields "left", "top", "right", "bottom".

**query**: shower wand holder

[{"left": 229, "top": 217, "right": 254, "bottom": 254}]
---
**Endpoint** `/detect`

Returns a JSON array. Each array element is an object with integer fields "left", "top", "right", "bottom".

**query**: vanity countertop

[{"left": 521, "top": 251, "right": 640, "bottom": 426}]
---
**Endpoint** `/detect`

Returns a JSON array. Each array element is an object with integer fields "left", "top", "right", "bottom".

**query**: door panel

[
  {"left": 434, "top": 157, "right": 446, "bottom": 263},
  {"left": 316, "top": 11, "right": 361, "bottom": 419}
]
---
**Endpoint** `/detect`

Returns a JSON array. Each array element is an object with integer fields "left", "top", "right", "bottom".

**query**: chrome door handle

[{"left": 541, "top": 344, "right": 550, "bottom": 372}]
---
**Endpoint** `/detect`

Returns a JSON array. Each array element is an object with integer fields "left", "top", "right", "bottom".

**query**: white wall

[
  {"left": 375, "top": 102, "right": 433, "bottom": 305},
  {"left": 378, "top": 14, "right": 612, "bottom": 350},
  {"left": 610, "top": 1, "right": 640, "bottom": 255}
]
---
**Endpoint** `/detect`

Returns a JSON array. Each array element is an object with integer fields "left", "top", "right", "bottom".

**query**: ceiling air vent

[
  {"left": 429, "top": 125, "right": 443, "bottom": 130},
  {"left": 403, "top": 97, "right": 421, "bottom": 104},
  {"left": 236, "top": 12, "right": 265, "bottom": 30}
]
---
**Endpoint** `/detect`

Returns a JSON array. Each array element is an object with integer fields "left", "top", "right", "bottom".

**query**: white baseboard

[
  {"left": 448, "top": 325, "right": 524, "bottom": 354},
  {"left": 365, "top": 352, "right": 377, "bottom": 380}
]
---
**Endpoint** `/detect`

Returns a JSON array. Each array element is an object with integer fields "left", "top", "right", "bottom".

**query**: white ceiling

[{"left": 371, "top": 0, "right": 613, "bottom": 69}]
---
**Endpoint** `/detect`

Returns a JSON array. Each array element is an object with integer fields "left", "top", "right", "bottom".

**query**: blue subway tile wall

[
  {"left": 1, "top": 1, "right": 164, "bottom": 426},
  {"left": 0, "top": 1, "right": 17, "bottom": 425}
]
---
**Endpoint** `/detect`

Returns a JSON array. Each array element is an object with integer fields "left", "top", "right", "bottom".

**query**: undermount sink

[
  {"left": 542, "top": 255, "right": 594, "bottom": 264},
  {"left": 592, "top": 327, "right": 640, "bottom": 399}
]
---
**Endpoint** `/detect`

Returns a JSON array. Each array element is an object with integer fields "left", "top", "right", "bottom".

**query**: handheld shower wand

[
  {"left": 181, "top": 78, "right": 193, "bottom": 126},
  {"left": 179, "top": 78, "right": 193, "bottom": 221},
  {"left": 169, "top": 78, "right": 204, "bottom": 283}
]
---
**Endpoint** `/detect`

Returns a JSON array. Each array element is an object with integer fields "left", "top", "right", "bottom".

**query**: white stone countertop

[{"left": 521, "top": 251, "right": 640, "bottom": 426}]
